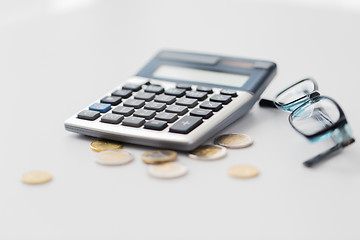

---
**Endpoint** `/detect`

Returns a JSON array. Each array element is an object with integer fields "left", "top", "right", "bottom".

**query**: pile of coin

[
  {"left": 21, "top": 132, "right": 258, "bottom": 184},
  {"left": 188, "top": 133, "right": 258, "bottom": 179},
  {"left": 90, "top": 140, "right": 123, "bottom": 152},
  {"left": 90, "top": 140, "right": 134, "bottom": 166},
  {"left": 214, "top": 133, "right": 253, "bottom": 149},
  {"left": 188, "top": 145, "right": 227, "bottom": 161},
  {"left": 90, "top": 139, "right": 189, "bottom": 179}
]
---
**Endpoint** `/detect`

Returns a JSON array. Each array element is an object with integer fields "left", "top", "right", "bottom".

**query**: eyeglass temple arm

[
  {"left": 303, "top": 138, "right": 355, "bottom": 167},
  {"left": 259, "top": 99, "right": 277, "bottom": 108}
]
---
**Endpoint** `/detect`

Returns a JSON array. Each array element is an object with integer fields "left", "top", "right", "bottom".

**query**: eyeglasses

[{"left": 259, "top": 78, "right": 355, "bottom": 167}]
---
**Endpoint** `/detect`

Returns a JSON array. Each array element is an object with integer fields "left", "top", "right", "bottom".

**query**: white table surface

[{"left": 1, "top": 0, "right": 359, "bottom": 239}]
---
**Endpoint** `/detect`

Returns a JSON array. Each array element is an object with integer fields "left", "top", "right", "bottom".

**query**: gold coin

[
  {"left": 214, "top": 133, "right": 253, "bottom": 149},
  {"left": 147, "top": 162, "right": 188, "bottom": 179},
  {"left": 96, "top": 150, "right": 134, "bottom": 166},
  {"left": 228, "top": 165, "right": 259, "bottom": 178},
  {"left": 90, "top": 140, "right": 123, "bottom": 152},
  {"left": 21, "top": 171, "right": 52, "bottom": 185},
  {"left": 142, "top": 150, "right": 177, "bottom": 164},
  {"left": 188, "top": 145, "right": 226, "bottom": 160}
]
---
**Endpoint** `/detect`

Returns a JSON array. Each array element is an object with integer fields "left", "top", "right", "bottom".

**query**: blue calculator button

[{"left": 89, "top": 103, "right": 111, "bottom": 113}]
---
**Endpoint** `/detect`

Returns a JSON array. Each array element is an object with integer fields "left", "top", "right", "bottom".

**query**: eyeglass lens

[
  {"left": 290, "top": 97, "right": 340, "bottom": 137},
  {"left": 275, "top": 79, "right": 317, "bottom": 112}
]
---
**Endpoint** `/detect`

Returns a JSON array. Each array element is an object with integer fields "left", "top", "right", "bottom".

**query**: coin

[
  {"left": 96, "top": 150, "right": 134, "bottom": 166},
  {"left": 147, "top": 162, "right": 188, "bottom": 179},
  {"left": 90, "top": 140, "right": 123, "bottom": 152},
  {"left": 142, "top": 150, "right": 177, "bottom": 164},
  {"left": 21, "top": 170, "right": 52, "bottom": 185},
  {"left": 188, "top": 145, "right": 227, "bottom": 161},
  {"left": 214, "top": 133, "right": 253, "bottom": 149},
  {"left": 228, "top": 165, "right": 259, "bottom": 178}
]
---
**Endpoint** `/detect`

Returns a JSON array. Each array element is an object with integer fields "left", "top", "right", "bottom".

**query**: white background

[{"left": 0, "top": 0, "right": 359, "bottom": 239}]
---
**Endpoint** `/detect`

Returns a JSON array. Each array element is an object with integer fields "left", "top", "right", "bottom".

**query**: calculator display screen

[{"left": 152, "top": 65, "right": 249, "bottom": 88}]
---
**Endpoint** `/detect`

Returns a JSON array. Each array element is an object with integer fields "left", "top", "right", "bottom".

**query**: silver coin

[
  {"left": 147, "top": 162, "right": 188, "bottom": 179},
  {"left": 188, "top": 145, "right": 227, "bottom": 161},
  {"left": 214, "top": 133, "right": 253, "bottom": 149},
  {"left": 142, "top": 150, "right": 177, "bottom": 164}
]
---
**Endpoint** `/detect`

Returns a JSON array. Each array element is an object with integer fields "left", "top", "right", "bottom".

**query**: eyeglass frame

[{"left": 259, "top": 78, "right": 355, "bottom": 167}]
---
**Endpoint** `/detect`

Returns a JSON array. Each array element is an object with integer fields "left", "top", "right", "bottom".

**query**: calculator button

[
  {"left": 144, "top": 120, "right": 168, "bottom": 130},
  {"left": 89, "top": 103, "right": 111, "bottom": 113},
  {"left": 210, "top": 94, "right": 232, "bottom": 104},
  {"left": 144, "top": 102, "right": 166, "bottom": 112},
  {"left": 134, "top": 92, "right": 155, "bottom": 101},
  {"left": 100, "top": 113, "right": 124, "bottom": 124},
  {"left": 133, "top": 109, "right": 156, "bottom": 120},
  {"left": 220, "top": 89, "right": 237, "bottom": 97},
  {"left": 176, "top": 98, "right": 198, "bottom": 108},
  {"left": 77, "top": 110, "right": 101, "bottom": 121},
  {"left": 176, "top": 83, "right": 192, "bottom": 90},
  {"left": 112, "top": 89, "right": 132, "bottom": 98},
  {"left": 122, "top": 83, "right": 142, "bottom": 91},
  {"left": 166, "top": 105, "right": 188, "bottom": 115},
  {"left": 154, "top": 94, "right": 176, "bottom": 104},
  {"left": 169, "top": 116, "right": 203, "bottom": 134},
  {"left": 155, "top": 112, "right": 178, "bottom": 123},
  {"left": 196, "top": 86, "right": 213, "bottom": 93},
  {"left": 112, "top": 106, "right": 134, "bottom": 116},
  {"left": 164, "top": 88, "right": 186, "bottom": 97},
  {"left": 100, "top": 96, "right": 122, "bottom": 106},
  {"left": 186, "top": 91, "right": 208, "bottom": 101},
  {"left": 199, "top": 101, "right": 222, "bottom": 112},
  {"left": 123, "top": 99, "right": 145, "bottom": 109},
  {"left": 190, "top": 108, "right": 213, "bottom": 119},
  {"left": 122, "top": 117, "right": 145, "bottom": 127},
  {"left": 145, "top": 85, "right": 164, "bottom": 94}
]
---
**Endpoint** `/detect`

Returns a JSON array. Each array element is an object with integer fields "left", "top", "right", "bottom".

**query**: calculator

[{"left": 64, "top": 50, "right": 277, "bottom": 151}]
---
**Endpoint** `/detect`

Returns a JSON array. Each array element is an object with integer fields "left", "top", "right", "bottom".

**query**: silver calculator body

[{"left": 64, "top": 50, "right": 277, "bottom": 151}]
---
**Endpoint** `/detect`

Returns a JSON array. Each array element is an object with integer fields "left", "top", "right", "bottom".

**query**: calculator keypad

[
  {"left": 134, "top": 92, "right": 155, "bottom": 101},
  {"left": 155, "top": 112, "right": 178, "bottom": 123},
  {"left": 145, "top": 85, "right": 164, "bottom": 94},
  {"left": 101, "top": 96, "right": 122, "bottom": 105},
  {"left": 186, "top": 91, "right": 208, "bottom": 101},
  {"left": 77, "top": 79, "right": 239, "bottom": 134},
  {"left": 122, "top": 83, "right": 142, "bottom": 91},
  {"left": 123, "top": 99, "right": 145, "bottom": 109},
  {"left": 112, "top": 106, "right": 134, "bottom": 116},
  {"left": 209, "top": 94, "right": 232, "bottom": 104},
  {"left": 78, "top": 110, "right": 101, "bottom": 121},
  {"left": 144, "top": 120, "right": 168, "bottom": 130},
  {"left": 144, "top": 102, "right": 166, "bottom": 112},
  {"left": 166, "top": 105, "right": 188, "bottom": 116},
  {"left": 101, "top": 113, "right": 124, "bottom": 124},
  {"left": 89, "top": 103, "right": 111, "bottom": 113},
  {"left": 199, "top": 101, "right": 222, "bottom": 111},
  {"left": 169, "top": 116, "right": 203, "bottom": 134},
  {"left": 112, "top": 89, "right": 132, "bottom": 98},
  {"left": 154, "top": 94, "right": 176, "bottom": 104},
  {"left": 122, "top": 117, "right": 145, "bottom": 127},
  {"left": 176, "top": 98, "right": 198, "bottom": 108},
  {"left": 164, "top": 88, "right": 186, "bottom": 97},
  {"left": 190, "top": 108, "right": 213, "bottom": 119},
  {"left": 133, "top": 109, "right": 156, "bottom": 120}
]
